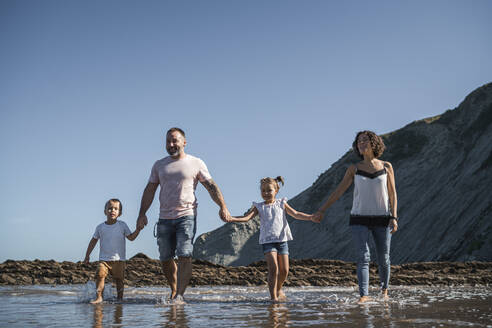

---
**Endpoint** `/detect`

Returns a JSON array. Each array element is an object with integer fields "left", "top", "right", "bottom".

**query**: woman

[{"left": 314, "top": 131, "right": 398, "bottom": 303}]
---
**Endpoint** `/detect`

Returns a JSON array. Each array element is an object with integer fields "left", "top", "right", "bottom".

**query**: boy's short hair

[
  {"left": 105, "top": 199, "right": 123, "bottom": 216},
  {"left": 167, "top": 127, "right": 185, "bottom": 138}
]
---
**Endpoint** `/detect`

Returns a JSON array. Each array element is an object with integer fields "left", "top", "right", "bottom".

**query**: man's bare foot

[
  {"left": 358, "top": 296, "right": 372, "bottom": 303},
  {"left": 90, "top": 297, "right": 103, "bottom": 304},
  {"left": 381, "top": 289, "right": 389, "bottom": 300},
  {"left": 277, "top": 290, "right": 287, "bottom": 301},
  {"left": 170, "top": 295, "right": 186, "bottom": 305}
]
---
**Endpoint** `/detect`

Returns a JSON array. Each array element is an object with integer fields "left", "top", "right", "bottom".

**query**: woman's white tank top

[{"left": 350, "top": 167, "right": 390, "bottom": 216}]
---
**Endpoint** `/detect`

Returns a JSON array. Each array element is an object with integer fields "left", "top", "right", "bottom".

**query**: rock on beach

[{"left": 1, "top": 253, "right": 491, "bottom": 287}]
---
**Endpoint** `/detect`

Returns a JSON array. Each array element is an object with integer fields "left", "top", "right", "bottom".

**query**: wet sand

[{"left": 1, "top": 253, "right": 490, "bottom": 286}]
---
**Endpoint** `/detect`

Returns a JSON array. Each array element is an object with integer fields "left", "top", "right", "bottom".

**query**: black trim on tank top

[
  {"left": 349, "top": 215, "right": 391, "bottom": 227},
  {"left": 355, "top": 168, "right": 386, "bottom": 179}
]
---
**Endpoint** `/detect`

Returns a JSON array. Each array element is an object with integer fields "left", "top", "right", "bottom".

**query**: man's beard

[{"left": 167, "top": 147, "right": 180, "bottom": 156}]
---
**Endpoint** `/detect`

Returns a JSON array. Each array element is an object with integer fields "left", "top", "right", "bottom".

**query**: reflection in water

[
  {"left": 1, "top": 285, "right": 491, "bottom": 327},
  {"left": 114, "top": 304, "right": 123, "bottom": 325},
  {"left": 161, "top": 304, "right": 188, "bottom": 327},
  {"left": 92, "top": 303, "right": 123, "bottom": 328},
  {"left": 359, "top": 304, "right": 375, "bottom": 328},
  {"left": 268, "top": 303, "right": 289, "bottom": 328},
  {"left": 355, "top": 297, "right": 393, "bottom": 328},
  {"left": 93, "top": 304, "right": 102, "bottom": 328},
  {"left": 381, "top": 300, "right": 391, "bottom": 321}
]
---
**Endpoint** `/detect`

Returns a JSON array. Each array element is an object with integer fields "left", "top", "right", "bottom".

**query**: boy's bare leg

[
  {"left": 161, "top": 259, "right": 178, "bottom": 299},
  {"left": 276, "top": 254, "right": 289, "bottom": 301},
  {"left": 115, "top": 278, "right": 124, "bottom": 300},
  {"left": 91, "top": 269, "right": 106, "bottom": 304},
  {"left": 176, "top": 256, "right": 192, "bottom": 299},
  {"left": 265, "top": 252, "right": 279, "bottom": 302}
]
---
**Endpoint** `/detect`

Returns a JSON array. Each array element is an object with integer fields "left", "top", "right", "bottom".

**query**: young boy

[{"left": 84, "top": 198, "right": 141, "bottom": 304}]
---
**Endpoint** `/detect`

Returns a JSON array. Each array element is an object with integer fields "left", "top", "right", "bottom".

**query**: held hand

[
  {"left": 390, "top": 219, "right": 398, "bottom": 234},
  {"left": 137, "top": 215, "right": 148, "bottom": 230},
  {"left": 219, "top": 206, "right": 231, "bottom": 223},
  {"left": 312, "top": 211, "right": 323, "bottom": 223},
  {"left": 225, "top": 214, "right": 236, "bottom": 223}
]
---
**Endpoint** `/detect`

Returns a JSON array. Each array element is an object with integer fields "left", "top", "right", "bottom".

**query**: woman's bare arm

[
  {"left": 385, "top": 162, "right": 398, "bottom": 233},
  {"left": 314, "top": 165, "right": 356, "bottom": 222}
]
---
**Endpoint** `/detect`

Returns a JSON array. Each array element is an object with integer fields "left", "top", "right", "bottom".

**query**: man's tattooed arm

[
  {"left": 201, "top": 179, "right": 226, "bottom": 207},
  {"left": 202, "top": 179, "right": 230, "bottom": 222}
]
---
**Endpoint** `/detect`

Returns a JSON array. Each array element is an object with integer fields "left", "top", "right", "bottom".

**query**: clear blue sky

[{"left": 1, "top": 0, "right": 491, "bottom": 262}]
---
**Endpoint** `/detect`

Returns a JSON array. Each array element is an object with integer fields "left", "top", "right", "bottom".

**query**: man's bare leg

[
  {"left": 176, "top": 257, "right": 192, "bottom": 298},
  {"left": 381, "top": 289, "right": 389, "bottom": 300},
  {"left": 358, "top": 296, "right": 372, "bottom": 303},
  {"left": 161, "top": 259, "right": 178, "bottom": 299}
]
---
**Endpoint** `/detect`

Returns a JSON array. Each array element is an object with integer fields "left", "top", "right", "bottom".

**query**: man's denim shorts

[
  {"left": 262, "top": 241, "right": 289, "bottom": 255},
  {"left": 156, "top": 215, "right": 196, "bottom": 261}
]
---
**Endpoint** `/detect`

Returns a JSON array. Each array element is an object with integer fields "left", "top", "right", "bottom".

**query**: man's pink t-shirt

[{"left": 149, "top": 154, "right": 212, "bottom": 220}]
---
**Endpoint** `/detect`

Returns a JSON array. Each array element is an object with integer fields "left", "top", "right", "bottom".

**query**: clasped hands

[
  {"left": 219, "top": 206, "right": 231, "bottom": 223},
  {"left": 311, "top": 211, "right": 323, "bottom": 223}
]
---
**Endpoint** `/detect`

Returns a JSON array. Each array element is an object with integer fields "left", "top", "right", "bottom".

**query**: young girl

[{"left": 228, "top": 176, "right": 315, "bottom": 302}]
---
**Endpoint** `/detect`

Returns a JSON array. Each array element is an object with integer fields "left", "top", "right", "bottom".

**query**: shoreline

[{"left": 1, "top": 254, "right": 491, "bottom": 287}]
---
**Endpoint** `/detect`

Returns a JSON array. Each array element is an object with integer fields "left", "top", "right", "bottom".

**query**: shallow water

[{"left": 0, "top": 284, "right": 491, "bottom": 327}]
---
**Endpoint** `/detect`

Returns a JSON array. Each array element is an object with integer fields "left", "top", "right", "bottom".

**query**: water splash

[
  {"left": 77, "top": 281, "right": 114, "bottom": 303},
  {"left": 2, "top": 285, "right": 491, "bottom": 327}
]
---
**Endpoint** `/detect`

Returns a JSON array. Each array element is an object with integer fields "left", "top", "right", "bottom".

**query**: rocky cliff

[{"left": 194, "top": 83, "right": 492, "bottom": 266}]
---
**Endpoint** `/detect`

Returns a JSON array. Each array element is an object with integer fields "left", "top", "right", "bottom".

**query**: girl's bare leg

[
  {"left": 265, "top": 252, "right": 279, "bottom": 302},
  {"left": 276, "top": 254, "right": 289, "bottom": 301}
]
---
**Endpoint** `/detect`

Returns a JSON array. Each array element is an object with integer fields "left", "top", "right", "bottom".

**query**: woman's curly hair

[{"left": 352, "top": 131, "right": 386, "bottom": 159}]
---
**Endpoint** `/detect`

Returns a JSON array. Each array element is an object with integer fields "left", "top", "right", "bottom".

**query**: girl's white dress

[{"left": 253, "top": 197, "right": 293, "bottom": 244}]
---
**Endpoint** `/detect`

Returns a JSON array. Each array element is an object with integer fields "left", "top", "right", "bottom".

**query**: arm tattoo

[{"left": 202, "top": 179, "right": 225, "bottom": 206}]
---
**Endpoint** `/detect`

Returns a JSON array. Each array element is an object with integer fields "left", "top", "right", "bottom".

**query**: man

[{"left": 136, "top": 127, "right": 230, "bottom": 303}]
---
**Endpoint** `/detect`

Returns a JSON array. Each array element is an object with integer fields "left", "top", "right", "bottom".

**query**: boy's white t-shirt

[{"left": 93, "top": 220, "right": 132, "bottom": 261}]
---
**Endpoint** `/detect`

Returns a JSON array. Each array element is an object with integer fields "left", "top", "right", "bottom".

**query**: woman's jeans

[{"left": 351, "top": 225, "right": 391, "bottom": 297}]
